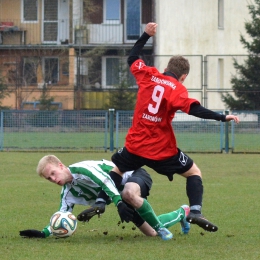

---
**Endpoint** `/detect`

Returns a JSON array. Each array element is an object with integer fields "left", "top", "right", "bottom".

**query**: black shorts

[
  {"left": 112, "top": 147, "right": 193, "bottom": 180},
  {"left": 125, "top": 168, "right": 152, "bottom": 199}
]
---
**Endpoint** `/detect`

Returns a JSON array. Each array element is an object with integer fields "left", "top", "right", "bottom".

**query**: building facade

[
  {"left": 154, "top": 0, "right": 251, "bottom": 109},
  {"left": 0, "top": 0, "right": 252, "bottom": 110}
]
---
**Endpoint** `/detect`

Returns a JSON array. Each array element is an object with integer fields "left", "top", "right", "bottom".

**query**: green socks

[
  {"left": 136, "top": 201, "right": 185, "bottom": 231},
  {"left": 136, "top": 199, "right": 162, "bottom": 231},
  {"left": 158, "top": 207, "right": 185, "bottom": 229}
]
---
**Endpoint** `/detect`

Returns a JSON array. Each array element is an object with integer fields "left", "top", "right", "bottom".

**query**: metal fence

[
  {"left": 0, "top": 110, "right": 259, "bottom": 153},
  {"left": 0, "top": 110, "right": 109, "bottom": 152}
]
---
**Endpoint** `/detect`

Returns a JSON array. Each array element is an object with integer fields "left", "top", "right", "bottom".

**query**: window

[
  {"left": 218, "top": 0, "right": 224, "bottom": 29},
  {"left": 125, "top": 0, "right": 141, "bottom": 40},
  {"left": 43, "top": 0, "right": 58, "bottom": 42},
  {"left": 217, "top": 58, "right": 224, "bottom": 89},
  {"left": 23, "top": 0, "right": 38, "bottom": 22},
  {"left": 22, "top": 57, "right": 59, "bottom": 85},
  {"left": 44, "top": 58, "right": 59, "bottom": 84},
  {"left": 23, "top": 57, "right": 38, "bottom": 85},
  {"left": 102, "top": 57, "right": 136, "bottom": 88},
  {"left": 106, "top": 58, "right": 119, "bottom": 85},
  {"left": 104, "top": 0, "right": 120, "bottom": 23}
]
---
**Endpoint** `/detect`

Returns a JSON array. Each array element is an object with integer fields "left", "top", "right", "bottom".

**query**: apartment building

[
  {"left": 0, "top": 0, "right": 153, "bottom": 110},
  {"left": 0, "top": 0, "right": 251, "bottom": 110}
]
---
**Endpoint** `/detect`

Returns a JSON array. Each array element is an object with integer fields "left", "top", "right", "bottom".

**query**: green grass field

[{"left": 1, "top": 152, "right": 259, "bottom": 260}]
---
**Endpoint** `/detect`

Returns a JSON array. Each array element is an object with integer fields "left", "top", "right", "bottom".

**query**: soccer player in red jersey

[{"left": 79, "top": 23, "right": 239, "bottom": 235}]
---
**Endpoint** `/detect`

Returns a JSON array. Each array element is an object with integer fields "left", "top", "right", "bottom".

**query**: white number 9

[{"left": 148, "top": 85, "right": 164, "bottom": 114}]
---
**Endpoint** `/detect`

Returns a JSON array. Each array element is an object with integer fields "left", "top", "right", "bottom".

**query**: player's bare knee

[
  {"left": 181, "top": 163, "right": 202, "bottom": 178},
  {"left": 121, "top": 188, "right": 135, "bottom": 204}
]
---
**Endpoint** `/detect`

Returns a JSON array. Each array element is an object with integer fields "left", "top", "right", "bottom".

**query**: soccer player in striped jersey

[{"left": 19, "top": 155, "right": 190, "bottom": 240}]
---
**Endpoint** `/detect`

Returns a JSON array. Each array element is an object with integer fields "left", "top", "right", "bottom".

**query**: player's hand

[
  {"left": 77, "top": 201, "right": 106, "bottom": 222},
  {"left": 116, "top": 201, "right": 134, "bottom": 223},
  {"left": 145, "top": 22, "right": 157, "bottom": 37},
  {"left": 19, "top": 229, "right": 45, "bottom": 238},
  {"left": 226, "top": 115, "right": 240, "bottom": 123}
]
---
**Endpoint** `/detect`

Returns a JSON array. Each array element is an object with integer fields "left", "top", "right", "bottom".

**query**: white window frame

[
  {"left": 217, "top": 58, "right": 224, "bottom": 90},
  {"left": 124, "top": 0, "right": 141, "bottom": 42},
  {"left": 21, "top": 0, "right": 38, "bottom": 23},
  {"left": 102, "top": 56, "right": 137, "bottom": 89},
  {"left": 218, "top": 0, "right": 224, "bottom": 29},
  {"left": 103, "top": 0, "right": 121, "bottom": 24},
  {"left": 42, "top": 57, "right": 59, "bottom": 85}
]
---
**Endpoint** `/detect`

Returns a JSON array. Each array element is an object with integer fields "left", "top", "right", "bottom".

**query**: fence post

[
  {"left": 109, "top": 108, "right": 115, "bottom": 152},
  {"left": 225, "top": 110, "right": 229, "bottom": 153},
  {"left": 115, "top": 111, "right": 119, "bottom": 151},
  {"left": 231, "top": 120, "right": 234, "bottom": 153},
  {"left": 104, "top": 112, "right": 108, "bottom": 152},
  {"left": 220, "top": 120, "right": 224, "bottom": 152}
]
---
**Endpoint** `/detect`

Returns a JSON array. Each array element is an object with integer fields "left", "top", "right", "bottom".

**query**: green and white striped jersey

[{"left": 42, "top": 159, "right": 133, "bottom": 237}]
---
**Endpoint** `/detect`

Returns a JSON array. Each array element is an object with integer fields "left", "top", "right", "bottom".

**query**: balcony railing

[{"left": 0, "top": 19, "right": 153, "bottom": 47}]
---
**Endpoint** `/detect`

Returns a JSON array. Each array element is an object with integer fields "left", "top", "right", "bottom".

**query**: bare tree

[
  {"left": 0, "top": 75, "right": 10, "bottom": 109},
  {"left": 4, "top": 48, "right": 69, "bottom": 110}
]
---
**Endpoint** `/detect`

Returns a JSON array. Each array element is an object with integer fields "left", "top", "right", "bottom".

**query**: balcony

[
  {"left": 0, "top": 19, "right": 153, "bottom": 47},
  {"left": 0, "top": 22, "right": 26, "bottom": 45}
]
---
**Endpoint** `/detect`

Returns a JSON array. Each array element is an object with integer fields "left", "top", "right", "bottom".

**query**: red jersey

[{"left": 125, "top": 59, "right": 200, "bottom": 160}]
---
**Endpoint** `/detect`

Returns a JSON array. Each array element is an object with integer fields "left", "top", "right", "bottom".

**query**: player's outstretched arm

[
  {"left": 19, "top": 229, "right": 45, "bottom": 238},
  {"left": 127, "top": 23, "right": 157, "bottom": 67},
  {"left": 188, "top": 103, "right": 240, "bottom": 123},
  {"left": 225, "top": 115, "right": 240, "bottom": 123}
]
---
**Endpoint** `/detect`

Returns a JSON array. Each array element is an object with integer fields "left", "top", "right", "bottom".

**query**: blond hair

[
  {"left": 166, "top": 55, "right": 190, "bottom": 79},
  {"left": 37, "top": 155, "right": 61, "bottom": 177}
]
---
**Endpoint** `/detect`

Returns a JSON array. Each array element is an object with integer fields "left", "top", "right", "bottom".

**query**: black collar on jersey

[{"left": 163, "top": 71, "right": 179, "bottom": 80}]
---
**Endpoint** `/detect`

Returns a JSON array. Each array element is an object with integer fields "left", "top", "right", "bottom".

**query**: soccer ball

[{"left": 50, "top": 211, "right": 77, "bottom": 238}]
